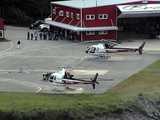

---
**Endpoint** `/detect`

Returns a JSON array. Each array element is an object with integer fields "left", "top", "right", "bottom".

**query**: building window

[
  {"left": 52, "top": 8, "right": 56, "bottom": 15},
  {"left": 71, "top": 12, "right": 74, "bottom": 19},
  {"left": 59, "top": 10, "right": 64, "bottom": 16},
  {"left": 66, "top": 11, "right": 70, "bottom": 17},
  {"left": 76, "top": 13, "right": 80, "bottom": 20},
  {"left": 86, "top": 31, "right": 95, "bottom": 35},
  {"left": 98, "top": 31, "right": 108, "bottom": 35},
  {"left": 98, "top": 14, "right": 109, "bottom": 19},
  {"left": 86, "top": 15, "right": 95, "bottom": 20}
]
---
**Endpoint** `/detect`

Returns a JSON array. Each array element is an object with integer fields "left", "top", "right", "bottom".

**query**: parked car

[
  {"left": 29, "top": 20, "right": 44, "bottom": 29},
  {"left": 30, "top": 20, "right": 50, "bottom": 32},
  {"left": 39, "top": 24, "right": 50, "bottom": 32}
]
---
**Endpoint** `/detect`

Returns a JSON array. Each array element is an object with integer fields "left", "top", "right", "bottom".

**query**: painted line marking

[
  {"left": 0, "top": 41, "right": 14, "bottom": 53},
  {"left": 0, "top": 69, "right": 109, "bottom": 75},
  {"left": 5, "top": 55, "right": 81, "bottom": 59},
  {"left": 145, "top": 48, "right": 160, "bottom": 51},
  {"left": 0, "top": 78, "right": 50, "bottom": 93},
  {"left": 0, "top": 41, "right": 14, "bottom": 57},
  {"left": 71, "top": 69, "right": 108, "bottom": 75},
  {"left": 0, "top": 69, "right": 56, "bottom": 73},
  {"left": 36, "top": 87, "right": 42, "bottom": 93}
]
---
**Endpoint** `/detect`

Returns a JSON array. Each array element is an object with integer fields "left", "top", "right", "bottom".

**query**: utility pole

[
  {"left": 96, "top": 0, "right": 97, "bottom": 6},
  {"left": 80, "top": 0, "right": 84, "bottom": 42}
]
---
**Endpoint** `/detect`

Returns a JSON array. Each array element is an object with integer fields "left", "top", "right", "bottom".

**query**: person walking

[{"left": 17, "top": 40, "right": 21, "bottom": 49}]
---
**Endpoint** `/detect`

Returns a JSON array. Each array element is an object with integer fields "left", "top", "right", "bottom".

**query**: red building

[
  {"left": 0, "top": 18, "right": 5, "bottom": 39},
  {"left": 45, "top": 0, "right": 160, "bottom": 42}
]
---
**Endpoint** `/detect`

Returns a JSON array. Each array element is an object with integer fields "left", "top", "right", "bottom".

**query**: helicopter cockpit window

[
  {"left": 90, "top": 47, "right": 96, "bottom": 53},
  {"left": 50, "top": 76, "right": 53, "bottom": 80},
  {"left": 50, "top": 76, "right": 56, "bottom": 81}
]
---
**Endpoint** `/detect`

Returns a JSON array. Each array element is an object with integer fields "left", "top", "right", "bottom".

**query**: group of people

[
  {"left": 27, "top": 30, "right": 62, "bottom": 41},
  {"left": 16, "top": 29, "right": 78, "bottom": 49}
]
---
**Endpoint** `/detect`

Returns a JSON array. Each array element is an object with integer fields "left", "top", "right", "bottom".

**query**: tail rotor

[
  {"left": 91, "top": 73, "right": 99, "bottom": 89},
  {"left": 138, "top": 41, "right": 146, "bottom": 55}
]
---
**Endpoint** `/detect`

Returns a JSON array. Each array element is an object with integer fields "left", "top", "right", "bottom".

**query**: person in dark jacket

[{"left": 17, "top": 40, "right": 21, "bottom": 49}]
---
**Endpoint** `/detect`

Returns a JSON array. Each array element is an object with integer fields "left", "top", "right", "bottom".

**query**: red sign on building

[{"left": 45, "top": 0, "right": 160, "bottom": 42}]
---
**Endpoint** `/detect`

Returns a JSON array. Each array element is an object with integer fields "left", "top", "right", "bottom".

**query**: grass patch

[{"left": 0, "top": 60, "right": 160, "bottom": 112}]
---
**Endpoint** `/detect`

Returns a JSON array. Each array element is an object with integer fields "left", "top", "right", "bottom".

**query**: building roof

[
  {"left": 118, "top": 3, "right": 160, "bottom": 18},
  {"left": 51, "top": 0, "right": 156, "bottom": 8},
  {"left": 45, "top": 20, "right": 118, "bottom": 31}
]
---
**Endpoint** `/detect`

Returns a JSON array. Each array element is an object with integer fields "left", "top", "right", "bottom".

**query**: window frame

[
  {"left": 86, "top": 14, "right": 95, "bottom": 20},
  {"left": 52, "top": 8, "right": 56, "bottom": 15},
  {"left": 98, "top": 31, "right": 108, "bottom": 35},
  {"left": 59, "top": 10, "right": 64, "bottom": 16},
  {"left": 98, "top": 14, "right": 109, "bottom": 20},
  {"left": 76, "top": 13, "right": 80, "bottom": 20},
  {"left": 86, "top": 31, "right": 95, "bottom": 35},
  {"left": 71, "top": 12, "right": 74, "bottom": 19},
  {"left": 66, "top": 11, "right": 70, "bottom": 18}
]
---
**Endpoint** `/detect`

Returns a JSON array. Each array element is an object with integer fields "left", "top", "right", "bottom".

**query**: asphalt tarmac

[{"left": 0, "top": 26, "right": 160, "bottom": 94}]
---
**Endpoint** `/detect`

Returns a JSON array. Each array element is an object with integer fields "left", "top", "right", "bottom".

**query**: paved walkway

[{"left": 0, "top": 26, "right": 159, "bottom": 93}]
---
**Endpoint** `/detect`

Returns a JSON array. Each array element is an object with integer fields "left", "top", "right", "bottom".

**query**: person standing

[
  {"left": 34, "top": 30, "right": 38, "bottom": 40},
  {"left": 17, "top": 40, "right": 21, "bottom": 49},
  {"left": 31, "top": 32, "right": 33, "bottom": 40},
  {"left": 43, "top": 32, "right": 46, "bottom": 40},
  {"left": 27, "top": 31, "right": 30, "bottom": 40},
  {"left": 39, "top": 32, "right": 42, "bottom": 40}
]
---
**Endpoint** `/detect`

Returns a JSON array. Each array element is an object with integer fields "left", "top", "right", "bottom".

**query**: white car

[{"left": 39, "top": 24, "right": 50, "bottom": 32}]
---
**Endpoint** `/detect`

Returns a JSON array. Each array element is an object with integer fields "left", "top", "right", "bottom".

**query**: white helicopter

[
  {"left": 42, "top": 68, "right": 99, "bottom": 89},
  {"left": 85, "top": 41, "right": 146, "bottom": 58}
]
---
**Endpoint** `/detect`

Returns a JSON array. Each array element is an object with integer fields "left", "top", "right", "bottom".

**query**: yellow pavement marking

[
  {"left": 145, "top": 48, "right": 160, "bottom": 51},
  {"left": 110, "top": 56, "right": 125, "bottom": 61}
]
